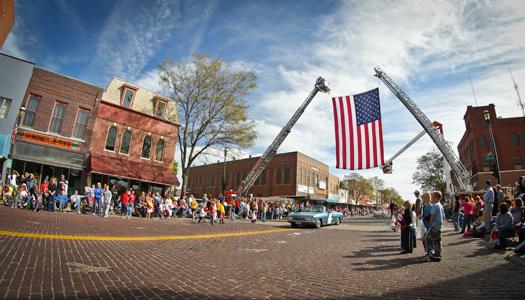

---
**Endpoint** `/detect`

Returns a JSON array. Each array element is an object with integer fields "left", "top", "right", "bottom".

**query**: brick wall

[
  {"left": 458, "top": 104, "right": 525, "bottom": 189},
  {"left": 20, "top": 67, "right": 103, "bottom": 154},
  {"left": 89, "top": 101, "right": 178, "bottom": 184},
  {"left": 188, "top": 152, "right": 330, "bottom": 198}
]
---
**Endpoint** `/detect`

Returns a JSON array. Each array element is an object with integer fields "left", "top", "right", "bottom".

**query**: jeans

[
  {"left": 93, "top": 198, "right": 101, "bottom": 215},
  {"left": 75, "top": 199, "right": 81, "bottom": 214},
  {"left": 452, "top": 212, "right": 460, "bottom": 231},
  {"left": 483, "top": 203, "right": 494, "bottom": 232},
  {"left": 425, "top": 227, "right": 442, "bottom": 257},
  {"left": 103, "top": 201, "right": 111, "bottom": 217},
  {"left": 462, "top": 215, "right": 472, "bottom": 232},
  {"left": 127, "top": 203, "right": 133, "bottom": 217},
  {"left": 47, "top": 195, "right": 55, "bottom": 212}
]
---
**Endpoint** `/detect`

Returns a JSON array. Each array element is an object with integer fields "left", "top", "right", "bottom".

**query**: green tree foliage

[
  {"left": 383, "top": 187, "right": 404, "bottom": 207},
  {"left": 341, "top": 173, "right": 374, "bottom": 203},
  {"left": 412, "top": 149, "right": 446, "bottom": 194},
  {"left": 160, "top": 54, "right": 257, "bottom": 196}
]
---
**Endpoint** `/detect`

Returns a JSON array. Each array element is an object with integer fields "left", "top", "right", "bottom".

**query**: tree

[
  {"left": 412, "top": 149, "right": 446, "bottom": 194},
  {"left": 160, "top": 54, "right": 257, "bottom": 196},
  {"left": 383, "top": 187, "right": 404, "bottom": 207},
  {"left": 341, "top": 173, "right": 374, "bottom": 204}
]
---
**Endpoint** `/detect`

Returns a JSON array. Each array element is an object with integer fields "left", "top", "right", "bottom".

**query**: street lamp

[{"left": 483, "top": 108, "right": 501, "bottom": 184}]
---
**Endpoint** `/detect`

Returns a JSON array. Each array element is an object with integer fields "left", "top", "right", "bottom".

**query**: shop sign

[{"left": 23, "top": 131, "right": 81, "bottom": 151}]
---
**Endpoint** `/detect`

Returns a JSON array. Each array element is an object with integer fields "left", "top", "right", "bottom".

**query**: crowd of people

[
  {"left": 450, "top": 180, "right": 525, "bottom": 251},
  {"left": 392, "top": 190, "right": 444, "bottom": 262},
  {"left": 1, "top": 170, "right": 389, "bottom": 226},
  {"left": 391, "top": 178, "right": 525, "bottom": 262}
]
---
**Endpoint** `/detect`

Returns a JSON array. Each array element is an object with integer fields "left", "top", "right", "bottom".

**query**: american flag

[{"left": 332, "top": 88, "right": 384, "bottom": 170}]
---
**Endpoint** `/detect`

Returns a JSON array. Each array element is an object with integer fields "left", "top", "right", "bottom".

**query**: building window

[
  {"left": 72, "top": 109, "right": 89, "bottom": 139},
  {"left": 154, "top": 138, "right": 165, "bottom": 161},
  {"left": 120, "top": 129, "right": 132, "bottom": 154},
  {"left": 276, "top": 169, "right": 281, "bottom": 184},
  {"left": 261, "top": 170, "right": 267, "bottom": 185},
  {"left": 511, "top": 132, "right": 519, "bottom": 146},
  {"left": 0, "top": 97, "right": 12, "bottom": 119},
  {"left": 49, "top": 102, "right": 67, "bottom": 134},
  {"left": 121, "top": 88, "right": 135, "bottom": 108},
  {"left": 23, "top": 95, "right": 40, "bottom": 127},
  {"left": 105, "top": 126, "right": 118, "bottom": 151},
  {"left": 141, "top": 135, "right": 152, "bottom": 159},
  {"left": 514, "top": 156, "right": 523, "bottom": 169},
  {"left": 155, "top": 100, "right": 167, "bottom": 118},
  {"left": 479, "top": 135, "right": 487, "bottom": 149},
  {"left": 284, "top": 168, "right": 290, "bottom": 184}
]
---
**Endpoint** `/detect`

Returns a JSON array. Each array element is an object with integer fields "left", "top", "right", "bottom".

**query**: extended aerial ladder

[
  {"left": 238, "top": 77, "right": 331, "bottom": 196},
  {"left": 374, "top": 67, "right": 472, "bottom": 192}
]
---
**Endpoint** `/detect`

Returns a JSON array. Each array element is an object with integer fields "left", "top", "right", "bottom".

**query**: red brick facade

[
  {"left": 89, "top": 101, "right": 179, "bottom": 186},
  {"left": 188, "top": 152, "right": 330, "bottom": 199},
  {"left": 19, "top": 68, "right": 103, "bottom": 149},
  {"left": 458, "top": 104, "right": 525, "bottom": 190}
]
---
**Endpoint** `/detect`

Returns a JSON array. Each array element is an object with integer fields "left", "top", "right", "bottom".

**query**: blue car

[{"left": 287, "top": 205, "right": 344, "bottom": 228}]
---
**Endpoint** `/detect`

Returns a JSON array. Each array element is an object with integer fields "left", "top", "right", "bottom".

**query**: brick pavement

[{"left": 0, "top": 207, "right": 523, "bottom": 299}]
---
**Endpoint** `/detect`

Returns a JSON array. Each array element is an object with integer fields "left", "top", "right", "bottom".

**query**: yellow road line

[{"left": 0, "top": 228, "right": 295, "bottom": 241}]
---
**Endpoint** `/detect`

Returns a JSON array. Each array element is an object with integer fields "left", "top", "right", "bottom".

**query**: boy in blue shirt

[{"left": 425, "top": 191, "right": 445, "bottom": 262}]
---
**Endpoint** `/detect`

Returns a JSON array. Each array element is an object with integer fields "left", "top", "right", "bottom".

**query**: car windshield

[{"left": 302, "top": 206, "right": 325, "bottom": 212}]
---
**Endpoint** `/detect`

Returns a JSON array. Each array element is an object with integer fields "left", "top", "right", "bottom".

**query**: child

[
  {"left": 209, "top": 200, "right": 216, "bottom": 225},
  {"left": 197, "top": 205, "right": 206, "bottom": 223},
  {"left": 146, "top": 196, "right": 154, "bottom": 220},
  {"left": 70, "top": 190, "right": 82, "bottom": 215},
  {"left": 56, "top": 191, "right": 68, "bottom": 212}
]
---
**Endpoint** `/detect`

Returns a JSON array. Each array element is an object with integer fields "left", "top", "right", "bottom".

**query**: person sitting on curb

[{"left": 493, "top": 202, "right": 514, "bottom": 250}]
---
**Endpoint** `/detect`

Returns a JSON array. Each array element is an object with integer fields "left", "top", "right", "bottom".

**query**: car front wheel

[
  {"left": 291, "top": 222, "right": 297, "bottom": 228},
  {"left": 315, "top": 219, "right": 322, "bottom": 228}
]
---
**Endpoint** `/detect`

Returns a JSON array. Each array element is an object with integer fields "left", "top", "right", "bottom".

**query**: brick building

[
  {"left": 88, "top": 78, "right": 179, "bottom": 195},
  {"left": 458, "top": 104, "right": 525, "bottom": 190},
  {"left": 12, "top": 67, "right": 103, "bottom": 193},
  {"left": 188, "top": 151, "right": 332, "bottom": 201}
]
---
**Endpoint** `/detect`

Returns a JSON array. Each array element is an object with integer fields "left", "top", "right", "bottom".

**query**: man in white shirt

[{"left": 483, "top": 180, "right": 495, "bottom": 232}]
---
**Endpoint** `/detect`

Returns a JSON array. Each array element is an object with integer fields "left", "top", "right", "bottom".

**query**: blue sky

[{"left": 3, "top": 0, "right": 525, "bottom": 199}]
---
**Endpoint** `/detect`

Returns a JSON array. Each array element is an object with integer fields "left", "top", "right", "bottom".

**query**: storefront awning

[{"left": 90, "top": 155, "right": 179, "bottom": 186}]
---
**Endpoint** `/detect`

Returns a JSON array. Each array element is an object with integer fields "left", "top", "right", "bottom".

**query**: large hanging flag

[{"left": 332, "top": 88, "right": 384, "bottom": 170}]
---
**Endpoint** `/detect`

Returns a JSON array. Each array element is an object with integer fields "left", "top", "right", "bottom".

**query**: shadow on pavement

[{"left": 350, "top": 256, "right": 429, "bottom": 271}]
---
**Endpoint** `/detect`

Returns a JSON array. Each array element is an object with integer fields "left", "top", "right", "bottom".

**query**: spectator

[
  {"left": 102, "top": 185, "right": 112, "bottom": 218},
  {"left": 56, "top": 191, "right": 68, "bottom": 211},
  {"left": 460, "top": 197, "right": 474, "bottom": 234},
  {"left": 483, "top": 180, "right": 495, "bottom": 232},
  {"left": 93, "top": 183, "right": 103, "bottom": 216},
  {"left": 48, "top": 178, "right": 58, "bottom": 212},
  {"left": 121, "top": 189, "right": 129, "bottom": 219},
  {"left": 400, "top": 201, "right": 415, "bottom": 254},
  {"left": 452, "top": 195, "right": 461, "bottom": 232},
  {"left": 494, "top": 184, "right": 504, "bottom": 216},
  {"left": 145, "top": 193, "right": 154, "bottom": 220},
  {"left": 154, "top": 192, "right": 161, "bottom": 219},
  {"left": 71, "top": 190, "right": 81, "bottom": 214},
  {"left": 511, "top": 199, "right": 524, "bottom": 226},
  {"left": 494, "top": 203, "right": 514, "bottom": 250},
  {"left": 426, "top": 191, "right": 445, "bottom": 262}
]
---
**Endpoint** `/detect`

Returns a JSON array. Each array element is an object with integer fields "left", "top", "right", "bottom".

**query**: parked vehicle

[{"left": 287, "top": 205, "right": 343, "bottom": 228}]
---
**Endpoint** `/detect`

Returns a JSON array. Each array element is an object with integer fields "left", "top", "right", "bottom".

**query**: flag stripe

[
  {"left": 346, "top": 96, "right": 355, "bottom": 170},
  {"left": 331, "top": 98, "right": 340, "bottom": 169},
  {"left": 338, "top": 97, "right": 347, "bottom": 169},
  {"left": 378, "top": 119, "right": 384, "bottom": 164},
  {"left": 364, "top": 123, "right": 370, "bottom": 169},
  {"left": 371, "top": 121, "right": 377, "bottom": 167}
]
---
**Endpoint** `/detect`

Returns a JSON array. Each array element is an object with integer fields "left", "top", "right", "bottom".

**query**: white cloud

[
  {"left": 85, "top": 0, "right": 218, "bottom": 84},
  {"left": 244, "top": 0, "right": 525, "bottom": 199}
]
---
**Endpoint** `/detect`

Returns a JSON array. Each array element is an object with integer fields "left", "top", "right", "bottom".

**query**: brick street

[{"left": 0, "top": 207, "right": 523, "bottom": 299}]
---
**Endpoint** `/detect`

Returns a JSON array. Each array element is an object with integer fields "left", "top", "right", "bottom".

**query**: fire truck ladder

[
  {"left": 238, "top": 77, "right": 331, "bottom": 196},
  {"left": 374, "top": 67, "right": 472, "bottom": 192}
]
